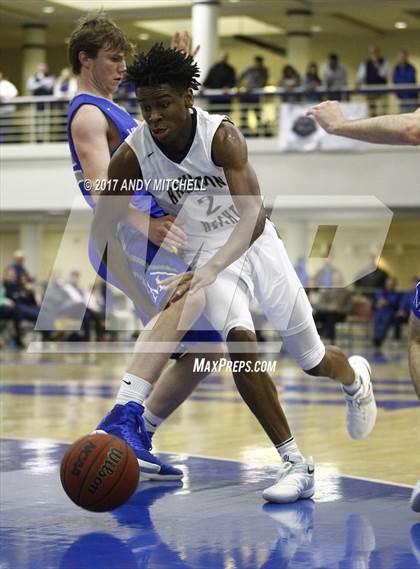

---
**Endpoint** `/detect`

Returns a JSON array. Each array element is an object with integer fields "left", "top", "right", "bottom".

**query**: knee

[
  {"left": 305, "top": 359, "right": 324, "bottom": 377},
  {"left": 227, "top": 326, "right": 257, "bottom": 348},
  {"left": 181, "top": 288, "right": 206, "bottom": 317}
]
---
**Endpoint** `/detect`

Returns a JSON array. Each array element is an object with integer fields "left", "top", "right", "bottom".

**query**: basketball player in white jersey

[
  {"left": 307, "top": 101, "right": 420, "bottom": 511},
  {"left": 99, "top": 44, "right": 377, "bottom": 503},
  {"left": 67, "top": 14, "right": 303, "bottom": 492}
]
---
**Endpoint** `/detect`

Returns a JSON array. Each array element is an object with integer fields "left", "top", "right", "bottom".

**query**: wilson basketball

[{"left": 60, "top": 433, "right": 139, "bottom": 512}]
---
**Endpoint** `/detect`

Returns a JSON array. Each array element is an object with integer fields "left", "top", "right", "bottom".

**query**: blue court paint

[
  {"left": 0, "top": 438, "right": 418, "bottom": 569},
  {"left": 1, "top": 382, "right": 418, "bottom": 411}
]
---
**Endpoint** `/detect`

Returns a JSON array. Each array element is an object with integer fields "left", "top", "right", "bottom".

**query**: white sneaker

[
  {"left": 344, "top": 356, "right": 377, "bottom": 439},
  {"left": 262, "top": 458, "right": 315, "bottom": 504},
  {"left": 410, "top": 480, "right": 420, "bottom": 513}
]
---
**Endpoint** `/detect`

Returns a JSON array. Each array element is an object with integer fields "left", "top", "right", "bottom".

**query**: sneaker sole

[
  {"left": 141, "top": 471, "right": 184, "bottom": 481},
  {"left": 410, "top": 487, "right": 420, "bottom": 513},
  {"left": 262, "top": 486, "right": 315, "bottom": 504}
]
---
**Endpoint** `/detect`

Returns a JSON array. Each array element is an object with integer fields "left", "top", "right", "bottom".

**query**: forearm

[
  {"left": 205, "top": 208, "right": 266, "bottom": 274},
  {"left": 126, "top": 206, "right": 152, "bottom": 236},
  {"left": 331, "top": 113, "right": 420, "bottom": 145}
]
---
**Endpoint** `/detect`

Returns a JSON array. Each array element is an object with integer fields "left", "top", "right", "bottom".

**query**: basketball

[{"left": 60, "top": 433, "right": 139, "bottom": 512}]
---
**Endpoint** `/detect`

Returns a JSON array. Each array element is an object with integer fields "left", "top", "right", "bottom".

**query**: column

[
  {"left": 21, "top": 23, "right": 47, "bottom": 94},
  {"left": 192, "top": 0, "right": 220, "bottom": 82},
  {"left": 286, "top": 9, "right": 312, "bottom": 75},
  {"left": 282, "top": 220, "right": 308, "bottom": 265}
]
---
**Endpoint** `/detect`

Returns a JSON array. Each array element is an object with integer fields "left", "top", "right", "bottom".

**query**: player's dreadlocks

[{"left": 127, "top": 43, "right": 201, "bottom": 91}]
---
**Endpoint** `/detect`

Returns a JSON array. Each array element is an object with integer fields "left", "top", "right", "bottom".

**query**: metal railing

[{"left": 0, "top": 85, "right": 418, "bottom": 143}]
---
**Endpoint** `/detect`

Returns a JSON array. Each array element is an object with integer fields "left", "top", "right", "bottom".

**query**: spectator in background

[
  {"left": 87, "top": 282, "right": 107, "bottom": 341},
  {"left": 26, "top": 63, "right": 55, "bottom": 96},
  {"left": 3, "top": 267, "right": 41, "bottom": 348},
  {"left": 294, "top": 257, "right": 309, "bottom": 287},
  {"left": 354, "top": 255, "right": 389, "bottom": 296},
  {"left": 53, "top": 67, "right": 77, "bottom": 98},
  {"left": 0, "top": 72, "right": 18, "bottom": 99},
  {"left": 392, "top": 50, "right": 418, "bottom": 113},
  {"left": 314, "top": 258, "right": 344, "bottom": 288},
  {"left": 62, "top": 270, "right": 95, "bottom": 341},
  {"left": 278, "top": 64, "right": 301, "bottom": 102},
  {"left": 53, "top": 68, "right": 78, "bottom": 141},
  {"left": 303, "top": 62, "right": 321, "bottom": 102},
  {"left": 0, "top": 72, "right": 18, "bottom": 144},
  {"left": 356, "top": 45, "right": 388, "bottom": 116},
  {"left": 322, "top": 53, "right": 347, "bottom": 100},
  {"left": 395, "top": 276, "right": 418, "bottom": 340},
  {"left": 7, "top": 250, "right": 33, "bottom": 284},
  {"left": 238, "top": 55, "right": 268, "bottom": 135},
  {"left": 26, "top": 63, "right": 55, "bottom": 142},
  {"left": 372, "top": 276, "right": 401, "bottom": 349},
  {"left": 203, "top": 52, "right": 236, "bottom": 117},
  {"left": 0, "top": 282, "right": 20, "bottom": 348},
  {"left": 313, "top": 272, "right": 352, "bottom": 343}
]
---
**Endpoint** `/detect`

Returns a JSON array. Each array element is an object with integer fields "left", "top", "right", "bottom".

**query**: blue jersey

[
  {"left": 66, "top": 92, "right": 164, "bottom": 217},
  {"left": 413, "top": 280, "right": 420, "bottom": 320},
  {"left": 67, "top": 92, "right": 221, "bottom": 346}
]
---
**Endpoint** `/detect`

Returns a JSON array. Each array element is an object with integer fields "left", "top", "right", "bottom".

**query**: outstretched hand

[
  {"left": 306, "top": 100, "right": 346, "bottom": 134},
  {"left": 171, "top": 31, "right": 200, "bottom": 58}
]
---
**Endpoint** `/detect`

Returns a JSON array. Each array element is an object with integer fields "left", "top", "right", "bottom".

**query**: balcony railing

[{"left": 0, "top": 84, "right": 418, "bottom": 143}]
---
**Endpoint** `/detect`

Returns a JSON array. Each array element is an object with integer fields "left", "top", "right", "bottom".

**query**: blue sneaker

[{"left": 95, "top": 402, "right": 183, "bottom": 480}]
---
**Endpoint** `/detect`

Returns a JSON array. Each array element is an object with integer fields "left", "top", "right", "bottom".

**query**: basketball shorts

[{"left": 195, "top": 221, "right": 326, "bottom": 371}]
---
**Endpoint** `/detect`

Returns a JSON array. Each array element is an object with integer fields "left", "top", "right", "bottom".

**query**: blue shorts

[{"left": 88, "top": 222, "right": 222, "bottom": 350}]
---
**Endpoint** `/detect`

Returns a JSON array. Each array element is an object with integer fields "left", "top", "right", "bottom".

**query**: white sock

[
  {"left": 343, "top": 367, "right": 362, "bottom": 395},
  {"left": 116, "top": 373, "right": 152, "bottom": 406},
  {"left": 143, "top": 408, "right": 164, "bottom": 434},
  {"left": 276, "top": 437, "right": 305, "bottom": 464}
]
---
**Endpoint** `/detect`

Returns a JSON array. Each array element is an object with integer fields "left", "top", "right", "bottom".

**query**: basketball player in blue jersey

[
  {"left": 101, "top": 44, "right": 378, "bottom": 503},
  {"left": 67, "top": 14, "right": 306, "bottom": 496},
  {"left": 308, "top": 101, "right": 420, "bottom": 511}
]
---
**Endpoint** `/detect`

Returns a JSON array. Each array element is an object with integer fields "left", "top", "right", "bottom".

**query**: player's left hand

[
  {"left": 160, "top": 265, "right": 218, "bottom": 301},
  {"left": 159, "top": 271, "right": 193, "bottom": 303},
  {"left": 170, "top": 31, "right": 200, "bottom": 58}
]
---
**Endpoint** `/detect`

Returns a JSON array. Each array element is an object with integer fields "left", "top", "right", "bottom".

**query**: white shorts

[{"left": 202, "top": 221, "right": 326, "bottom": 371}]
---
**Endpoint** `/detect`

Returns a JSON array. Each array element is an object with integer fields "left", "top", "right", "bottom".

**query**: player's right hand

[
  {"left": 171, "top": 31, "right": 200, "bottom": 58},
  {"left": 149, "top": 215, "right": 187, "bottom": 253}
]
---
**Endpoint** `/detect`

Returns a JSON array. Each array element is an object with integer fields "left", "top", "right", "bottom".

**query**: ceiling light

[
  {"left": 228, "top": 0, "right": 241, "bottom": 3},
  {"left": 42, "top": 6, "right": 55, "bottom": 12},
  {"left": 394, "top": 22, "right": 407, "bottom": 29},
  {"left": 311, "top": 25, "right": 322, "bottom": 33},
  {"left": 138, "top": 33, "right": 150, "bottom": 40}
]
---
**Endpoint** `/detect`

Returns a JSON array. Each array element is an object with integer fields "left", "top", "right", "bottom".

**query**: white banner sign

[{"left": 278, "top": 102, "right": 368, "bottom": 152}]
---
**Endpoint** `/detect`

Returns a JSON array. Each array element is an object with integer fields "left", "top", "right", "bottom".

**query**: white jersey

[
  {"left": 127, "top": 106, "right": 321, "bottom": 367},
  {"left": 125, "top": 107, "right": 240, "bottom": 259}
]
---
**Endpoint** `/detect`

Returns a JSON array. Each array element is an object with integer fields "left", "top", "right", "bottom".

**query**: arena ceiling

[{"left": 1, "top": 0, "right": 419, "bottom": 49}]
